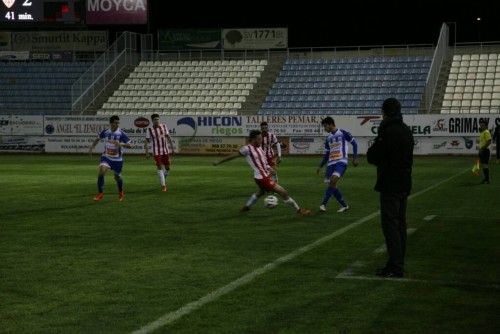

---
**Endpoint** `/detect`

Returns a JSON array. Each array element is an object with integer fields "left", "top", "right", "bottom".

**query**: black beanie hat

[{"left": 382, "top": 98, "right": 402, "bottom": 117}]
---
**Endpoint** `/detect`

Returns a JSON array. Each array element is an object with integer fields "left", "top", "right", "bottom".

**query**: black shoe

[{"left": 375, "top": 267, "right": 404, "bottom": 278}]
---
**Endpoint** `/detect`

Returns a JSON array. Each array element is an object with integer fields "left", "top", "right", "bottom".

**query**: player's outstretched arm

[
  {"left": 213, "top": 153, "right": 241, "bottom": 166},
  {"left": 166, "top": 135, "right": 175, "bottom": 155},
  {"left": 351, "top": 138, "right": 359, "bottom": 167},
  {"left": 89, "top": 138, "right": 100, "bottom": 156},
  {"left": 317, "top": 151, "right": 329, "bottom": 174}
]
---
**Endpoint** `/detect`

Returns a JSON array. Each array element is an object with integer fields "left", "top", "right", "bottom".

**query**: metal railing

[
  {"left": 453, "top": 41, "right": 500, "bottom": 54},
  {"left": 422, "top": 23, "right": 450, "bottom": 113},
  {"left": 141, "top": 49, "right": 272, "bottom": 61},
  {"left": 71, "top": 32, "right": 141, "bottom": 115},
  {"left": 286, "top": 44, "right": 434, "bottom": 58},
  {"left": 140, "top": 43, "right": 435, "bottom": 62}
]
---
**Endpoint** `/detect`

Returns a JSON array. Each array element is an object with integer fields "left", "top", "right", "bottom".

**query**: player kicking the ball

[
  {"left": 317, "top": 117, "right": 358, "bottom": 213},
  {"left": 89, "top": 115, "right": 132, "bottom": 202},
  {"left": 213, "top": 130, "right": 311, "bottom": 215}
]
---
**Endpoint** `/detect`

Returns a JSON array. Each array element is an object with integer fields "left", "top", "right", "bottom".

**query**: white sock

[
  {"left": 245, "top": 193, "right": 258, "bottom": 207},
  {"left": 157, "top": 170, "right": 166, "bottom": 186},
  {"left": 284, "top": 197, "right": 300, "bottom": 211},
  {"left": 163, "top": 168, "right": 169, "bottom": 179}
]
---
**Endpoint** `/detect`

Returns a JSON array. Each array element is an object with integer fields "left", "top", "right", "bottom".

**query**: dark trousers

[
  {"left": 496, "top": 141, "right": 500, "bottom": 160},
  {"left": 380, "top": 192, "right": 408, "bottom": 273}
]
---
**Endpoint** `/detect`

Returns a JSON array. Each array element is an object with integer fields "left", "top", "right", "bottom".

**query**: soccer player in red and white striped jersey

[
  {"left": 213, "top": 130, "right": 310, "bottom": 215},
  {"left": 260, "top": 122, "right": 281, "bottom": 168},
  {"left": 144, "top": 114, "right": 174, "bottom": 192}
]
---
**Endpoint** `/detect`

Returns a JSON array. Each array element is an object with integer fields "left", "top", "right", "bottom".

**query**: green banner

[{"left": 158, "top": 29, "right": 221, "bottom": 50}]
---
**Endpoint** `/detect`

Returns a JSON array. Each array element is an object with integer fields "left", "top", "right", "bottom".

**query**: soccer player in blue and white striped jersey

[
  {"left": 316, "top": 117, "right": 358, "bottom": 213},
  {"left": 89, "top": 115, "right": 132, "bottom": 202}
]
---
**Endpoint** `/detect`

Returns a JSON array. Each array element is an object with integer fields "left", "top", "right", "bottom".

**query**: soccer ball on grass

[{"left": 264, "top": 195, "right": 279, "bottom": 209}]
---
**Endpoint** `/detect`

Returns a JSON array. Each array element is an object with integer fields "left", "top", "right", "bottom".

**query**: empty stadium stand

[
  {"left": 0, "top": 62, "right": 90, "bottom": 115},
  {"left": 97, "top": 59, "right": 267, "bottom": 116},
  {"left": 441, "top": 53, "right": 500, "bottom": 114},
  {"left": 259, "top": 56, "right": 432, "bottom": 115}
]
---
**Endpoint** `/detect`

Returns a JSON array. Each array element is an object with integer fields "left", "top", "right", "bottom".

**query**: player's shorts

[
  {"left": 154, "top": 154, "right": 170, "bottom": 168},
  {"left": 254, "top": 177, "right": 276, "bottom": 192},
  {"left": 479, "top": 148, "right": 490, "bottom": 164},
  {"left": 324, "top": 162, "right": 347, "bottom": 183},
  {"left": 100, "top": 156, "right": 123, "bottom": 175}
]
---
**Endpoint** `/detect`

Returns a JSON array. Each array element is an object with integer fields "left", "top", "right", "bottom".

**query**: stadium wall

[{"left": 0, "top": 114, "right": 498, "bottom": 155}]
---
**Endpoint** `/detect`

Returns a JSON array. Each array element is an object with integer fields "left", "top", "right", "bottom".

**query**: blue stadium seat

[{"left": 258, "top": 55, "right": 430, "bottom": 115}]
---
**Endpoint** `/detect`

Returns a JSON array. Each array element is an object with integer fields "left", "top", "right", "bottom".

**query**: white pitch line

[
  {"left": 373, "top": 245, "right": 386, "bottom": 254},
  {"left": 337, "top": 261, "right": 366, "bottom": 277},
  {"left": 336, "top": 274, "right": 500, "bottom": 290},
  {"left": 424, "top": 215, "right": 436, "bottom": 221},
  {"left": 131, "top": 170, "right": 467, "bottom": 334}
]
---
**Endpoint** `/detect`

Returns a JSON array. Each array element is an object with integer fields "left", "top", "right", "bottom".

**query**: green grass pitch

[{"left": 0, "top": 155, "right": 499, "bottom": 333}]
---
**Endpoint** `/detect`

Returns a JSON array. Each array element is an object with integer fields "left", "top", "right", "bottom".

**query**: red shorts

[
  {"left": 255, "top": 177, "right": 276, "bottom": 192},
  {"left": 154, "top": 154, "right": 170, "bottom": 167}
]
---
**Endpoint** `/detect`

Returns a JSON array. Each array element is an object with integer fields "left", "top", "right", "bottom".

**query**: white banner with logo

[
  {"left": 45, "top": 136, "right": 152, "bottom": 154},
  {"left": 223, "top": 28, "right": 288, "bottom": 50},
  {"left": 246, "top": 114, "right": 500, "bottom": 137},
  {"left": 0, "top": 115, "right": 44, "bottom": 135},
  {"left": 1, "top": 114, "right": 499, "bottom": 155},
  {"left": 43, "top": 116, "right": 110, "bottom": 136},
  {"left": 12, "top": 114, "right": 499, "bottom": 138},
  {"left": 0, "top": 136, "right": 45, "bottom": 153},
  {"left": 288, "top": 136, "right": 480, "bottom": 156},
  {"left": 11, "top": 31, "right": 108, "bottom": 52},
  {"left": 43, "top": 115, "right": 246, "bottom": 137}
]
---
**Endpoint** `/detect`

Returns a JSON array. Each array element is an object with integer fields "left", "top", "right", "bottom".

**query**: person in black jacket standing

[
  {"left": 367, "top": 98, "right": 414, "bottom": 278},
  {"left": 492, "top": 123, "right": 500, "bottom": 164}
]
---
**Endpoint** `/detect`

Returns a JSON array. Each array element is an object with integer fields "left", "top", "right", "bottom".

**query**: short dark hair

[
  {"left": 249, "top": 130, "right": 261, "bottom": 139},
  {"left": 382, "top": 98, "right": 401, "bottom": 116},
  {"left": 321, "top": 117, "right": 335, "bottom": 126},
  {"left": 479, "top": 119, "right": 487, "bottom": 125},
  {"left": 260, "top": 121, "right": 268, "bottom": 126},
  {"left": 151, "top": 114, "right": 160, "bottom": 120},
  {"left": 110, "top": 115, "right": 120, "bottom": 123}
]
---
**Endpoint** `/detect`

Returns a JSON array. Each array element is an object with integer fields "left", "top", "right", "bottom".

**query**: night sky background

[
  {"left": 0, "top": 0, "right": 498, "bottom": 47},
  {"left": 144, "top": 0, "right": 498, "bottom": 47}
]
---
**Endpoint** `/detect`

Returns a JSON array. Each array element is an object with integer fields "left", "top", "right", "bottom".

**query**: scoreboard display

[
  {"left": 1, "top": 0, "right": 43, "bottom": 21},
  {"left": 1, "top": 0, "right": 80, "bottom": 23}
]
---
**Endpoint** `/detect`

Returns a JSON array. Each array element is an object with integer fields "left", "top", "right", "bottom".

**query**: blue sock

[
  {"left": 116, "top": 176, "right": 123, "bottom": 192},
  {"left": 332, "top": 188, "right": 347, "bottom": 207},
  {"left": 97, "top": 175, "right": 104, "bottom": 193},
  {"left": 321, "top": 187, "right": 336, "bottom": 205}
]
